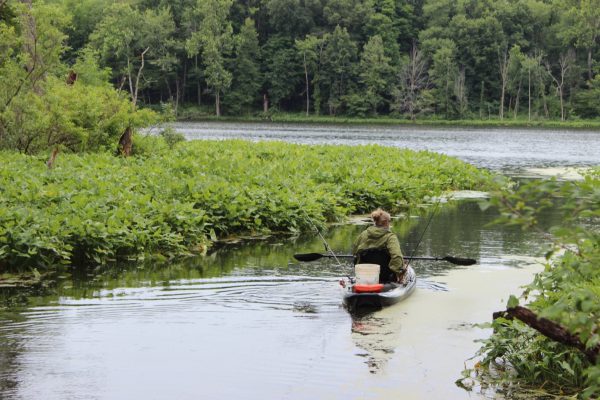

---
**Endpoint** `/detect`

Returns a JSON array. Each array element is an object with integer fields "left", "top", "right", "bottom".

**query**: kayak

[{"left": 340, "top": 266, "right": 416, "bottom": 312}]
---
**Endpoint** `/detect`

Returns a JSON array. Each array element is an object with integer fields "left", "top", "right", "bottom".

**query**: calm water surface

[
  {"left": 169, "top": 121, "right": 600, "bottom": 172},
  {"left": 2, "top": 123, "right": 599, "bottom": 399},
  {"left": 0, "top": 201, "right": 562, "bottom": 400}
]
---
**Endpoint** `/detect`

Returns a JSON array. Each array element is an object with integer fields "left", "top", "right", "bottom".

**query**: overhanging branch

[{"left": 493, "top": 305, "right": 598, "bottom": 363}]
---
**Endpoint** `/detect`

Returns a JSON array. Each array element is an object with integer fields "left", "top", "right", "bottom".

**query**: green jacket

[{"left": 352, "top": 226, "right": 405, "bottom": 274}]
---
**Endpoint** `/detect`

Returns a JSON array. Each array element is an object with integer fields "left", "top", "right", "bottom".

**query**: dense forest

[{"left": 1, "top": 0, "right": 600, "bottom": 136}]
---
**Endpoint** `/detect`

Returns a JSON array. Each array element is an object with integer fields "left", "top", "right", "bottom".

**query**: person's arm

[{"left": 386, "top": 234, "right": 405, "bottom": 274}]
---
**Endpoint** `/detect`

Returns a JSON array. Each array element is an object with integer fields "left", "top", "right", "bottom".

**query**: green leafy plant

[
  {"left": 470, "top": 169, "right": 600, "bottom": 397},
  {"left": 0, "top": 140, "right": 491, "bottom": 272}
]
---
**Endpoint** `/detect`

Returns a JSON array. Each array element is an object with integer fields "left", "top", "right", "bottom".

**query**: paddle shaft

[
  {"left": 312, "top": 254, "right": 449, "bottom": 261},
  {"left": 293, "top": 252, "right": 477, "bottom": 265}
]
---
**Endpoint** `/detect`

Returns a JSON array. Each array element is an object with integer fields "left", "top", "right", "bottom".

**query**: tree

[
  {"left": 265, "top": 0, "right": 318, "bottom": 38},
  {"left": 545, "top": 49, "right": 576, "bottom": 121},
  {"left": 498, "top": 45, "right": 509, "bottom": 120},
  {"left": 358, "top": 35, "right": 392, "bottom": 114},
  {"left": 363, "top": 0, "right": 401, "bottom": 63},
  {"left": 90, "top": 3, "right": 176, "bottom": 109},
  {"left": 454, "top": 66, "right": 468, "bottom": 118},
  {"left": 262, "top": 35, "right": 302, "bottom": 110},
  {"left": 185, "top": 0, "right": 234, "bottom": 117},
  {"left": 322, "top": 25, "right": 357, "bottom": 115},
  {"left": 392, "top": 45, "right": 430, "bottom": 121},
  {"left": 428, "top": 39, "right": 458, "bottom": 117},
  {"left": 226, "top": 18, "right": 261, "bottom": 114},
  {"left": 323, "top": 0, "right": 366, "bottom": 34},
  {"left": 296, "top": 34, "right": 325, "bottom": 115},
  {"left": 558, "top": 0, "right": 600, "bottom": 80},
  {"left": 506, "top": 45, "right": 526, "bottom": 119},
  {"left": 521, "top": 51, "right": 544, "bottom": 121},
  {"left": 0, "top": 1, "right": 69, "bottom": 148},
  {"left": 572, "top": 73, "right": 600, "bottom": 118}
]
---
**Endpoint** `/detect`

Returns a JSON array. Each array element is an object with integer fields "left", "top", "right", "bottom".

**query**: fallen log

[{"left": 493, "top": 305, "right": 599, "bottom": 363}]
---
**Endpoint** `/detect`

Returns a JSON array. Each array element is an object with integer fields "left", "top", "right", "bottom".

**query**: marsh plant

[
  {"left": 0, "top": 139, "right": 490, "bottom": 273},
  {"left": 465, "top": 170, "right": 600, "bottom": 397}
]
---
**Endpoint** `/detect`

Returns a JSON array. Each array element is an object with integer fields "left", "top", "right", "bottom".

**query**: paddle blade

[
  {"left": 293, "top": 253, "right": 324, "bottom": 262},
  {"left": 443, "top": 256, "right": 477, "bottom": 266}
]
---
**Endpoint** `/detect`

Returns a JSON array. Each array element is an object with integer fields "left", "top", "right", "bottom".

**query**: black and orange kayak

[{"left": 340, "top": 266, "right": 416, "bottom": 312}]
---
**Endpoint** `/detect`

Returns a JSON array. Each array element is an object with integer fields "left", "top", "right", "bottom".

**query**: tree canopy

[{"left": 1, "top": 0, "right": 600, "bottom": 129}]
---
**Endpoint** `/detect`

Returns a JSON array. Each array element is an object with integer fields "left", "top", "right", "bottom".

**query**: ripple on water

[{"left": 1, "top": 276, "right": 344, "bottom": 331}]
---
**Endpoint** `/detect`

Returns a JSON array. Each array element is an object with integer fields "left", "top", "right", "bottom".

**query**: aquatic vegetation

[
  {"left": 468, "top": 168, "right": 600, "bottom": 397},
  {"left": 0, "top": 139, "right": 491, "bottom": 272}
]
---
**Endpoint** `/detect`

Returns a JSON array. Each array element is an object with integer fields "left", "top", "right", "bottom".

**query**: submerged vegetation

[
  {"left": 0, "top": 139, "right": 490, "bottom": 274},
  {"left": 465, "top": 169, "right": 600, "bottom": 397}
]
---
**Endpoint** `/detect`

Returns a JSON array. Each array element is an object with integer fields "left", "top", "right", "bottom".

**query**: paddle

[{"left": 293, "top": 252, "right": 477, "bottom": 266}]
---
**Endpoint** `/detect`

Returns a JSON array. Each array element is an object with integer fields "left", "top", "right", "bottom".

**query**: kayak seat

[
  {"left": 355, "top": 248, "right": 396, "bottom": 284},
  {"left": 353, "top": 284, "right": 384, "bottom": 293}
]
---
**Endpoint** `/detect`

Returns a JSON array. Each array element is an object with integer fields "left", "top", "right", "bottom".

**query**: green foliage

[
  {"left": 5, "top": 0, "right": 600, "bottom": 121},
  {"left": 0, "top": 141, "right": 491, "bottom": 272},
  {"left": 0, "top": 2, "right": 157, "bottom": 154},
  {"left": 322, "top": 25, "right": 358, "bottom": 115},
  {"left": 474, "top": 169, "right": 600, "bottom": 397},
  {"left": 573, "top": 74, "right": 600, "bottom": 118},
  {"left": 185, "top": 0, "right": 234, "bottom": 115},
  {"left": 225, "top": 17, "right": 261, "bottom": 114},
  {"left": 358, "top": 35, "right": 393, "bottom": 114},
  {"left": 262, "top": 35, "right": 302, "bottom": 108},
  {"left": 158, "top": 127, "right": 186, "bottom": 148}
]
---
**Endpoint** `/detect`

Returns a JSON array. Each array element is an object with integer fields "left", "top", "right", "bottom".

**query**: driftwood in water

[
  {"left": 46, "top": 147, "right": 59, "bottom": 169},
  {"left": 493, "top": 305, "right": 598, "bottom": 363},
  {"left": 116, "top": 126, "right": 133, "bottom": 157}
]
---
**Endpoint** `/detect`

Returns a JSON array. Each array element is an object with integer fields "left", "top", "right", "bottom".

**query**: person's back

[{"left": 352, "top": 209, "right": 405, "bottom": 283}]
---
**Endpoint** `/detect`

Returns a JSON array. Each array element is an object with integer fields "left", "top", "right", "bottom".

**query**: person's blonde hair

[{"left": 371, "top": 208, "right": 391, "bottom": 226}]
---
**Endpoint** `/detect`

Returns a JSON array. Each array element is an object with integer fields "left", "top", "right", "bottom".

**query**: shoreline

[{"left": 172, "top": 111, "right": 600, "bottom": 130}]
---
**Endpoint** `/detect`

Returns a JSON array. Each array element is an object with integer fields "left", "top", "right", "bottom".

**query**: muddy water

[{"left": 0, "top": 201, "right": 563, "bottom": 399}]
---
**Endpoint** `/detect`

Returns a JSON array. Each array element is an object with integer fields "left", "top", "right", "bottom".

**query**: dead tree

[
  {"left": 66, "top": 70, "right": 77, "bottom": 85},
  {"left": 493, "top": 305, "right": 599, "bottom": 363},
  {"left": 116, "top": 126, "right": 133, "bottom": 157}
]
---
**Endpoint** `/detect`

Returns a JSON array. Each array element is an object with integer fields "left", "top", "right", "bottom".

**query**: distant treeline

[{"left": 1, "top": 0, "right": 600, "bottom": 140}]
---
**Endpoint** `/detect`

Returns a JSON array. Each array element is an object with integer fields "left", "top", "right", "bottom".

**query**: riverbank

[
  {"left": 0, "top": 139, "right": 492, "bottom": 278},
  {"left": 174, "top": 108, "right": 600, "bottom": 130}
]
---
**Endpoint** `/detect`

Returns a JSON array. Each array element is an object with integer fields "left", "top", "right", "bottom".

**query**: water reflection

[
  {"left": 351, "top": 311, "right": 402, "bottom": 374},
  {"left": 0, "top": 200, "right": 558, "bottom": 399}
]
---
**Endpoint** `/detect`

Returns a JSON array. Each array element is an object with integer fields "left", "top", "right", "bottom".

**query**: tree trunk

[
  {"left": 498, "top": 48, "right": 509, "bottom": 120},
  {"left": 164, "top": 77, "right": 173, "bottom": 101},
  {"left": 528, "top": 69, "right": 531, "bottom": 121},
  {"left": 493, "top": 306, "right": 599, "bottom": 363},
  {"left": 303, "top": 53, "right": 310, "bottom": 116},
  {"left": 46, "top": 147, "right": 59, "bottom": 169},
  {"left": 181, "top": 61, "right": 187, "bottom": 105},
  {"left": 513, "top": 78, "right": 521, "bottom": 119},
  {"left": 174, "top": 78, "right": 180, "bottom": 116},
  {"left": 263, "top": 93, "right": 269, "bottom": 113},
  {"left": 195, "top": 55, "right": 201, "bottom": 106},
  {"left": 215, "top": 91, "right": 221, "bottom": 117},
  {"left": 116, "top": 126, "right": 133, "bottom": 157},
  {"left": 588, "top": 48, "right": 593, "bottom": 81}
]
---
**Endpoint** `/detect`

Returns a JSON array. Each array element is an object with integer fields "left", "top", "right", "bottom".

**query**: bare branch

[{"left": 494, "top": 305, "right": 598, "bottom": 363}]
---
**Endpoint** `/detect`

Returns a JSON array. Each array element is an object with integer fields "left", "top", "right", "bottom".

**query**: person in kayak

[{"left": 352, "top": 208, "right": 406, "bottom": 284}]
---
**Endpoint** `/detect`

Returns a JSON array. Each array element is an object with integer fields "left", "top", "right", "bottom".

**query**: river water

[
  {"left": 168, "top": 122, "right": 600, "bottom": 172},
  {"left": 1, "top": 123, "right": 599, "bottom": 399}
]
